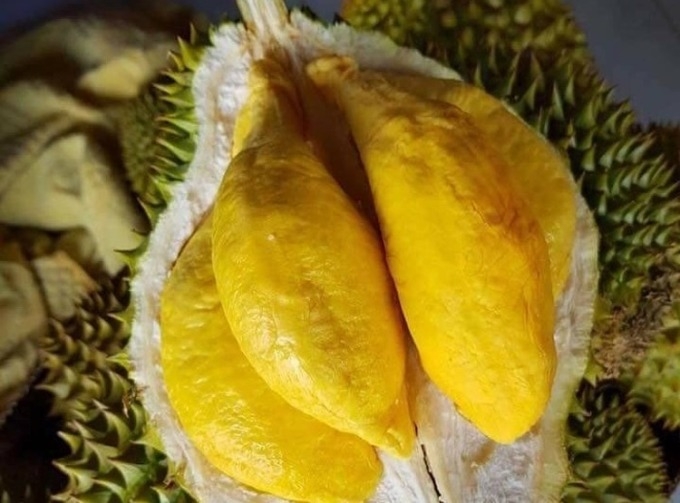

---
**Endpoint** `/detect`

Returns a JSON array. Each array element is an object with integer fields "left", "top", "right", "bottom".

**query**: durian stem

[{"left": 236, "top": 0, "right": 289, "bottom": 36}]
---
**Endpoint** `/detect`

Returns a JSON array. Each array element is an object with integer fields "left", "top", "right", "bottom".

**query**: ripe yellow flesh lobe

[
  {"left": 160, "top": 215, "right": 382, "bottom": 503},
  {"left": 374, "top": 73, "right": 576, "bottom": 297},
  {"left": 212, "top": 58, "right": 414, "bottom": 457},
  {"left": 307, "top": 56, "right": 557, "bottom": 443}
]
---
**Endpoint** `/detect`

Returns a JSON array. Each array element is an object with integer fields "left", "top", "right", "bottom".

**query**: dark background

[{"left": 1, "top": 0, "right": 679, "bottom": 499}]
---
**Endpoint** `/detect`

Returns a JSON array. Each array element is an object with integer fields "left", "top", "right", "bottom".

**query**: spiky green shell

[
  {"left": 561, "top": 383, "right": 669, "bottom": 502},
  {"left": 51, "top": 31, "right": 207, "bottom": 503},
  {"left": 116, "top": 29, "right": 203, "bottom": 230},
  {"left": 342, "top": 0, "right": 589, "bottom": 61},
  {"left": 627, "top": 301, "right": 680, "bottom": 431},
  {"left": 342, "top": 1, "right": 680, "bottom": 310},
  {"left": 55, "top": 359, "right": 195, "bottom": 503},
  {"left": 340, "top": 0, "right": 429, "bottom": 44}
]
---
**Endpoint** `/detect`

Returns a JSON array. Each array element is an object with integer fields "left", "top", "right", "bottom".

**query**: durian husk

[
  {"left": 54, "top": 360, "right": 195, "bottom": 503},
  {"left": 128, "top": 2, "right": 599, "bottom": 501},
  {"left": 561, "top": 382, "right": 669, "bottom": 502},
  {"left": 342, "top": 0, "right": 590, "bottom": 63}
]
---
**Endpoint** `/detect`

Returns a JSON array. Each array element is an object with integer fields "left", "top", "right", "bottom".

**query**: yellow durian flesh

[
  {"left": 373, "top": 72, "right": 577, "bottom": 297},
  {"left": 212, "top": 56, "right": 414, "bottom": 457},
  {"left": 160, "top": 213, "right": 382, "bottom": 503},
  {"left": 307, "top": 55, "right": 556, "bottom": 444},
  {"left": 130, "top": 1, "right": 598, "bottom": 501}
]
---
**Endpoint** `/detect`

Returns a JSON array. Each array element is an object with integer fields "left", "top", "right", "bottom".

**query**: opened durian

[
  {"left": 13, "top": 0, "right": 680, "bottom": 501},
  {"left": 127, "top": 0, "right": 599, "bottom": 501}
]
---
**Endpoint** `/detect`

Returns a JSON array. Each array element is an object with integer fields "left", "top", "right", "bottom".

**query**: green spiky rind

[
  {"left": 627, "top": 299, "right": 680, "bottom": 431},
  {"left": 426, "top": 0, "right": 590, "bottom": 62},
  {"left": 343, "top": 1, "right": 680, "bottom": 309},
  {"left": 342, "top": 0, "right": 590, "bottom": 62},
  {"left": 37, "top": 270, "right": 130, "bottom": 421},
  {"left": 340, "top": 0, "right": 430, "bottom": 44},
  {"left": 54, "top": 361, "right": 196, "bottom": 503},
  {"left": 117, "top": 27, "right": 205, "bottom": 275},
  {"left": 561, "top": 382, "right": 669, "bottom": 502},
  {"left": 53, "top": 28, "right": 209, "bottom": 503}
]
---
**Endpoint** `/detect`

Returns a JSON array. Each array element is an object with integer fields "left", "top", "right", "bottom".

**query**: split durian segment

[
  {"left": 307, "top": 55, "right": 556, "bottom": 444},
  {"left": 162, "top": 213, "right": 383, "bottom": 503},
  {"left": 213, "top": 55, "right": 414, "bottom": 457},
  {"left": 562, "top": 382, "right": 669, "bottom": 503},
  {"left": 372, "top": 71, "right": 577, "bottom": 297}
]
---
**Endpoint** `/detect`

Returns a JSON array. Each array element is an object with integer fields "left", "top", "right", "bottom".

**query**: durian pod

[
  {"left": 129, "top": 1, "right": 599, "bottom": 501},
  {"left": 561, "top": 382, "right": 669, "bottom": 502},
  {"left": 342, "top": 0, "right": 680, "bottom": 311}
]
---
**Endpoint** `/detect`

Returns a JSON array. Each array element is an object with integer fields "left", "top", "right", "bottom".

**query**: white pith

[{"left": 129, "top": 4, "right": 600, "bottom": 502}]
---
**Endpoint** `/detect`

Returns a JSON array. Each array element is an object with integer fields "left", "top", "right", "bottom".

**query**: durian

[
  {"left": 113, "top": 30, "right": 202, "bottom": 244},
  {"left": 38, "top": 270, "right": 130, "bottom": 420},
  {"left": 128, "top": 0, "right": 598, "bottom": 501},
  {"left": 561, "top": 382, "right": 669, "bottom": 502}
]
